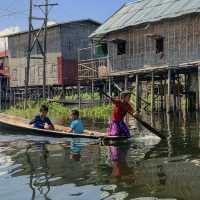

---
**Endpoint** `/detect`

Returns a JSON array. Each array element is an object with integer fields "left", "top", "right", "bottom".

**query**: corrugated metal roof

[
  {"left": 3, "top": 19, "right": 101, "bottom": 38},
  {"left": 90, "top": 0, "right": 200, "bottom": 38}
]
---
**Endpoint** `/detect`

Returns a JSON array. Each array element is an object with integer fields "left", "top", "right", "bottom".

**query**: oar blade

[{"left": 134, "top": 117, "right": 165, "bottom": 140}]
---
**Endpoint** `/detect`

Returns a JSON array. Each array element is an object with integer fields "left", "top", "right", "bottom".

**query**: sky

[
  {"left": 0, "top": 0, "right": 133, "bottom": 50},
  {"left": 0, "top": 0, "right": 132, "bottom": 32}
]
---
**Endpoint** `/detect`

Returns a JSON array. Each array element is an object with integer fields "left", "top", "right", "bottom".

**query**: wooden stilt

[
  {"left": 37, "top": 87, "right": 40, "bottom": 104},
  {"left": 71, "top": 86, "right": 74, "bottom": 98},
  {"left": 151, "top": 112, "right": 155, "bottom": 127},
  {"left": 47, "top": 85, "right": 50, "bottom": 99},
  {"left": 5, "top": 78, "right": 8, "bottom": 109},
  {"left": 135, "top": 74, "right": 140, "bottom": 112},
  {"left": 173, "top": 72, "right": 177, "bottom": 112},
  {"left": 124, "top": 76, "right": 128, "bottom": 91},
  {"left": 166, "top": 113, "right": 173, "bottom": 158},
  {"left": 13, "top": 89, "right": 16, "bottom": 106},
  {"left": 184, "top": 73, "right": 188, "bottom": 112},
  {"left": 78, "top": 80, "right": 81, "bottom": 109},
  {"left": 164, "top": 78, "right": 167, "bottom": 111},
  {"left": 91, "top": 79, "right": 94, "bottom": 104},
  {"left": 145, "top": 81, "right": 149, "bottom": 111},
  {"left": 22, "top": 87, "right": 25, "bottom": 109},
  {"left": 151, "top": 72, "right": 155, "bottom": 113},
  {"left": 0, "top": 77, "right": 2, "bottom": 111},
  {"left": 108, "top": 77, "right": 111, "bottom": 96},
  {"left": 177, "top": 73, "right": 181, "bottom": 111},
  {"left": 160, "top": 79, "right": 164, "bottom": 111},
  {"left": 197, "top": 66, "right": 200, "bottom": 111},
  {"left": 9, "top": 88, "right": 11, "bottom": 107},
  {"left": 103, "top": 81, "right": 106, "bottom": 103},
  {"left": 167, "top": 69, "right": 171, "bottom": 113}
]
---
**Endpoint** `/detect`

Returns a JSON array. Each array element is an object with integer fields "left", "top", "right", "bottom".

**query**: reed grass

[{"left": 5, "top": 100, "right": 112, "bottom": 122}]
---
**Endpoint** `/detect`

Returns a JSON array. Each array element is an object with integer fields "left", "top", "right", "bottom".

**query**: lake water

[{"left": 0, "top": 112, "right": 200, "bottom": 200}]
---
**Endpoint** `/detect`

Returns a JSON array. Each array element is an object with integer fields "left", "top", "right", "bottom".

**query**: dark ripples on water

[{"left": 0, "top": 112, "right": 200, "bottom": 200}]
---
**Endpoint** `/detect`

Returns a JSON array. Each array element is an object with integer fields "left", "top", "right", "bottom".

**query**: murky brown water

[{"left": 0, "top": 112, "right": 200, "bottom": 200}]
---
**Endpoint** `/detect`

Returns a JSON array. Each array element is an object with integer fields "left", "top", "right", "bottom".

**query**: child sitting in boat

[
  {"left": 108, "top": 91, "right": 137, "bottom": 137},
  {"left": 29, "top": 105, "right": 55, "bottom": 130},
  {"left": 68, "top": 110, "right": 84, "bottom": 134}
]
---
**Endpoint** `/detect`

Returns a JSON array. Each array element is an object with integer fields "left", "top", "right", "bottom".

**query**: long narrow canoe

[{"left": 0, "top": 113, "right": 131, "bottom": 141}]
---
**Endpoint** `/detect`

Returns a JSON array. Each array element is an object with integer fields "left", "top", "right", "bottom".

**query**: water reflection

[
  {"left": 5, "top": 139, "right": 163, "bottom": 200},
  {"left": 23, "top": 139, "right": 87, "bottom": 200},
  {"left": 109, "top": 144, "right": 134, "bottom": 183},
  {"left": 156, "top": 165, "right": 167, "bottom": 186},
  {"left": 1, "top": 112, "right": 200, "bottom": 199},
  {"left": 69, "top": 139, "right": 82, "bottom": 161},
  {"left": 25, "top": 143, "right": 51, "bottom": 200}
]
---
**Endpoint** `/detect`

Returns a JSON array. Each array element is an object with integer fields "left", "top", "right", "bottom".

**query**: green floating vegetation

[
  {"left": 5, "top": 100, "right": 112, "bottom": 123},
  {"left": 52, "top": 92, "right": 100, "bottom": 101}
]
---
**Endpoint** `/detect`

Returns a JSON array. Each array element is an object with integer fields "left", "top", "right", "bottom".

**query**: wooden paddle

[{"left": 99, "top": 90, "right": 165, "bottom": 140}]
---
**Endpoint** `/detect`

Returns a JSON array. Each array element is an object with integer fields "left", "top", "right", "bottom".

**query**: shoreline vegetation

[
  {"left": 5, "top": 100, "right": 112, "bottom": 125},
  {"left": 4, "top": 92, "right": 136, "bottom": 131}
]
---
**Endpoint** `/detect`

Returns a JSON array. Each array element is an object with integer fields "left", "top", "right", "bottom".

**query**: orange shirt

[{"left": 112, "top": 100, "right": 133, "bottom": 121}]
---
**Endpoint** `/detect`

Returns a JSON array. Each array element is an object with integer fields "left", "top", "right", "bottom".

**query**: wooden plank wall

[
  {"left": 106, "top": 14, "right": 200, "bottom": 73},
  {"left": 8, "top": 27, "right": 61, "bottom": 87},
  {"left": 8, "top": 22, "right": 99, "bottom": 87}
]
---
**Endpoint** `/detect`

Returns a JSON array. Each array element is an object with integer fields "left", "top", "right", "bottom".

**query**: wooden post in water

[
  {"left": 37, "top": 87, "right": 40, "bottom": 104},
  {"left": 91, "top": 79, "right": 94, "bottom": 104},
  {"left": 5, "top": 77, "right": 8, "bottom": 109},
  {"left": 0, "top": 77, "right": 2, "bottom": 111},
  {"left": 151, "top": 72, "right": 155, "bottom": 112},
  {"left": 166, "top": 112, "right": 173, "bottom": 158},
  {"left": 124, "top": 75, "right": 128, "bottom": 91},
  {"left": 167, "top": 68, "right": 171, "bottom": 113},
  {"left": 184, "top": 73, "right": 188, "bottom": 112},
  {"left": 13, "top": 89, "right": 16, "bottom": 106},
  {"left": 108, "top": 77, "right": 111, "bottom": 97},
  {"left": 173, "top": 72, "right": 177, "bottom": 112},
  {"left": 163, "top": 78, "right": 167, "bottom": 111},
  {"left": 160, "top": 79, "right": 164, "bottom": 111},
  {"left": 22, "top": 88, "right": 25, "bottom": 109},
  {"left": 135, "top": 74, "right": 140, "bottom": 112},
  {"left": 177, "top": 73, "right": 181, "bottom": 111},
  {"left": 47, "top": 85, "right": 50, "bottom": 99},
  {"left": 9, "top": 87, "right": 12, "bottom": 108},
  {"left": 197, "top": 66, "right": 200, "bottom": 111}
]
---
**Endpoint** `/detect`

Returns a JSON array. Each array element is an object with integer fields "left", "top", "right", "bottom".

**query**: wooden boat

[{"left": 0, "top": 113, "right": 131, "bottom": 142}]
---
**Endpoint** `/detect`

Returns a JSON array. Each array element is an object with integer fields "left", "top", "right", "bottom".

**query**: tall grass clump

[{"left": 5, "top": 100, "right": 112, "bottom": 122}]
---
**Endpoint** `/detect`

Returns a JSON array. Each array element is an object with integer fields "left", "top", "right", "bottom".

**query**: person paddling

[
  {"left": 108, "top": 91, "right": 138, "bottom": 137},
  {"left": 29, "top": 105, "right": 55, "bottom": 130}
]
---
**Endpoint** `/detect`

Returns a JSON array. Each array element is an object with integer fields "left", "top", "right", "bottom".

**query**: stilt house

[
  {"left": 7, "top": 20, "right": 100, "bottom": 88},
  {"left": 79, "top": 0, "right": 200, "bottom": 112}
]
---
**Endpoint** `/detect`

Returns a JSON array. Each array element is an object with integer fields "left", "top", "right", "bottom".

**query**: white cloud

[
  {"left": 0, "top": 23, "right": 57, "bottom": 52},
  {"left": 47, "top": 21, "right": 57, "bottom": 27},
  {"left": 0, "top": 26, "right": 21, "bottom": 51}
]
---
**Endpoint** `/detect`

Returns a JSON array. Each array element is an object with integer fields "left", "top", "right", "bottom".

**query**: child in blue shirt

[
  {"left": 69, "top": 110, "right": 84, "bottom": 134},
  {"left": 29, "top": 105, "right": 55, "bottom": 130}
]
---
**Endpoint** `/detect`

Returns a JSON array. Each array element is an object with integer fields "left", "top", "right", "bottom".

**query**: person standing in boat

[
  {"left": 68, "top": 110, "right": 84, "bottom": 134},
  {"left": 108, "top": 91, "right": 138, "bottom": 137},
  {"left": 29, "top": 105, "right": 55, "bottom": 130}
]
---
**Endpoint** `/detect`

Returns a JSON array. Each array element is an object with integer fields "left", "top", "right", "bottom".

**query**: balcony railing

[
  {"left": 78, "top": 57, "right": 108, "bottom": 80},
  {"left": 78, "top": 51, "right": 169, "bottom": 80},
  {"left": 78, "top": 54, "right": 145, "bottom": 80}
]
